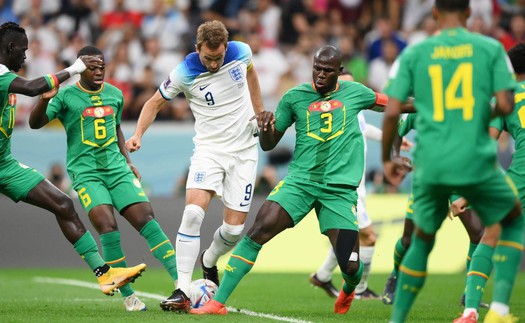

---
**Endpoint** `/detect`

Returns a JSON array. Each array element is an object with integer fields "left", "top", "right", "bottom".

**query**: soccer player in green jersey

[
  {"left": 29, "top": 46, "right": 178, "bottom": 311},
  {"left": 0, "top": 22, "right": 146, "bottom": 296},
  {"left": 458, "top": 42, "right": 525, "bottom": 323},
  {"left": 382, "top": 1, "right": 523, "bottom": 322},
  {"left": 191, "top": 45, "right": 397, "bottom": 315},
  {"left": 382, "top": 113, "right": 486, "bottom": 309}
]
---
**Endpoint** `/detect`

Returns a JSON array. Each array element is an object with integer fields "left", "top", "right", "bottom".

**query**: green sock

[
  {"left": 215, "top": 235, "right": 261, "bottom": 304},
  {"left": 391, "top": 235, "right": 433, "bottom": 323},
  {"left": 100, "top": 231, "right": 134, "bottom": 297},
  {"left": 139, "top": 219, "right": 178, "bottom": 281},
  {"left": 73, "top": 231, "right": 106, "bottom": 271},
  {"left": 465, "top": 243, "right": 493, "bottom": 309},
  {"left": 466, "top": 242, "right": 477, "bottom": 271},
  {"left": 393, "top": 238, "right": 407, "bottom": 276},
  {"left": 492, "top": 215, "right": 524, "bottom": 304},
  {"left": 341, "top": 261, "right": 363, "bottom": 294}
]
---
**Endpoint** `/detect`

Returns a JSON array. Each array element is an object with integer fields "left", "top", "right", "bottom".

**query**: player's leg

[
  {"left": 191, "top": 176, "right": 315, "bottom": 315},
  {"left": 177, "top": 149, "right": 223, "bottom": 300},
  {"left": 316, "top": 184, "right": 361, "bottom": 314},
  {"left": 391, "top": 183, "right": 449, "bottom": 323},
  {"left": 18, "top": 170, "right": 144, "bottom": 296},
  {"left": 201, "top": 208, "right": 247, "bottom": 286},
  {"left": 309, "top": 247, "right": 339, "bottom": 297},
  {"left": 355, "top": 225, "right": 379, "bottom": 299},
  {"left": 457, "top": 208, "right": 485, "bottom": 307},
  {"left": 201, "top": 147, "right": 257, "bottom": 286},
  {"left": 383, "top": 193, "right": 415, "bottom": 305},
  {"left": 457, "top": 172, "right": 521, "bottom": 322}
]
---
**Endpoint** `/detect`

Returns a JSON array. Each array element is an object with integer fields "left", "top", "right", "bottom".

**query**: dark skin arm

[
  {"left": 9, "top": 56, "right": 102, "bottom": 97},
  {"left": 382, "top": 97, "right": 406, "bottom": 185},
  {"left": 117, "top": 125, "right": 141, "bottom": 180},
  {"left": 28, "top": 87, "right": 57, "bottom": 129},
  {"left": 259, "top": 126, "right": 285, "bottom": 151},
  {"left": 493, "top": 90, "right": 515, "bottom": 117}
]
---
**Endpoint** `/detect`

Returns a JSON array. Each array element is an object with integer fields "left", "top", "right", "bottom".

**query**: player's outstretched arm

[
  {"left": 382, "top": 97, "right": 407, "bottom": 186},
  {"left": 28, "top": 87, "right": 59, "bottom": 129},
  {"left": 126, "top": 89, "right": 167, "bottom": 152},
  {"left": 246, "top": 66, "right": 264, "bottom": 115},
  {"left": 9, "top": 56, "right": 102, "bottom": 97}
]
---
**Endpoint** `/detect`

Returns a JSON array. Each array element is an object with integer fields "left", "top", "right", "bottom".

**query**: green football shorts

[
  {"left": 73, "top": 168, "right": 149, "bottom": 213},
  {"left": 0, "top": 157, "right": 45, "bottom": 202},
  {"left": 412, "top": 168, "right": 517, "bottom": 234},
  {"left": 267, "top": 175, "right": 359, "bottom": 234}
]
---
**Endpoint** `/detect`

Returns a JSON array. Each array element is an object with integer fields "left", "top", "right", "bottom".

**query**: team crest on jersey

[
  {"left": 194, "top": 172, "right": 206, "bottom": 183},
  {"left": 228, "top": 66, "right": 243, "bottom": 82},
  {"left": 308, "top": 100, "right": 343, "bottom": 112},
  {"left": 83, "top": 106, "right": 114, "bottom": 118},
  {"left": 8, "top": 93, "right": 16, "bottom": 106}
]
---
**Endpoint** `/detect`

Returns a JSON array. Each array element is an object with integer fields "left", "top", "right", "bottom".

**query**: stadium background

[{"left": 1, "top": 0, "right": 524, "bottom": 273}]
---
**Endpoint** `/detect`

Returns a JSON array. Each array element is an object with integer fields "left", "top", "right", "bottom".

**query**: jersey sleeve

[
  {"left": 115, "top": 90, "right": 124, "bottom": 125},
  {"left": 46, "top": 90, "right": 65, "bottom": 121},
  {"left": 0, "top": 70, "right": 17, "bottom": 92},
  {"left": 274, "top": 92, "right": 294, "bottom": 132},
  {"left": 159, "top": 63, "right": 186, "bottom": 100},
  {"left": 492, "top": 43, "right": 517, "bottom": 93},
  {"left": 398, "top": 113, "right": 416, "bottom": 136},
  {"left": 489, "top": 116, "right": 505, "bottom": 132},
  {"left": 351, "top": 82, "right": 379, "bottom": 110},
  {"left": 385, "top": 49, "right": 413, "bottom": 102},
  {"left": 228, "top": 41, "right": 253, "bottom": 69}
]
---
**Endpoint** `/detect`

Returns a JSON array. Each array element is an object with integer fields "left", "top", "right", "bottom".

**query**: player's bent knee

[
  {"left": 179, "top": 204, "right": 205, "bottom": 235},
  {"left": 54, "top": 194, "right": 76, "bottom": 217},
  {"left": 221, "top": 222, "right": 244, "bottom": 237}
]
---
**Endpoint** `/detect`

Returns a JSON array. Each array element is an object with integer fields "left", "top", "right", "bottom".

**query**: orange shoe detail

[
  {"left": 334, "top": 289, "right": 355, "bottom": 314},
  {"left": 190, "top": 300, "right": 228, "bottom": 315}
]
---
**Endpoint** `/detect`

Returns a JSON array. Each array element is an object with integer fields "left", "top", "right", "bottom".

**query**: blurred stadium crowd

[{"left": 4, "top": 0, "right": 525, "bottom": 124}]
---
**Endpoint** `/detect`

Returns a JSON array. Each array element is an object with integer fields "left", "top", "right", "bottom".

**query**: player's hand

[
  {"left": 79, "top": 55, "right": 103, "bottom": 70},
  {"left": 383, "top": 156, "right": 413, "bottom": 186},
  {"left": 401, "top": 137, "right": 414, "bottom": 152},
  {"left": 128, "top": 162, "right": 141, "bottom": 180},
  {"left": 250, "top": 111, "right": 275, "bottom": 132},
  {"left": 448, "top": 197, "right": 468, "bottom": 219},
  {"left": 41, "top": 86, "right": 59, "bottom": 100},
  {"left": 125, "top": 135, "right": 142, "bottom": 153}
]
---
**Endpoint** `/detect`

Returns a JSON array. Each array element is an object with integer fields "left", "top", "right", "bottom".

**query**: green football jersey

[
  {"left": 490, "top": 80, "right": 525, "bottom": 175},
  {"left": 0, "top": 66, "right": 20, "bottom": 162},
  {"left": 386, "top": 27, "right": 516, "bottom": 185},
  {"left": 46, "top": 82, "right": 126, "bottom": 179},
  {"left": 275, "top": 81, "right": 377, "bottom": 186},
  {"left": 398, "top": 113, "right": 417, "bottom": 137}
]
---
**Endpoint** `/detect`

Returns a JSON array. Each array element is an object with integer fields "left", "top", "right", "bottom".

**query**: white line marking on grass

[{"left": 34, "top": 277, "right": 313, "bottom": 323}]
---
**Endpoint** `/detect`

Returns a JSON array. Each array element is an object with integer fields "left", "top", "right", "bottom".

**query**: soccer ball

[{"left": 189, "top": 279, "right": 218, "bottom": 308}]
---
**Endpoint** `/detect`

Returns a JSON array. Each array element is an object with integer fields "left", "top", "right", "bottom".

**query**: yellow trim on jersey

[
  {"left": 106, "top": 256, "right": 126, "bottom": 265},
  {"left": 76, "top": 81, "right": 105, "bottom": 94},
  {"left": 497, "top": 240, "right": 524, "bottom": 251},
  {"left": 306, "top": 105, "right": 346, "bottom": 142},
  {"left": 505, "top": 175, "right": 519, "bottom": 197},
  {"left": 80, "top": 115, "right": 117, "bottom": 148},
  {"left": 399, "top": 265, "right": 427, "bottom": 277},
  {"left": 247, "top": 62, "right": 253, "bottom": 71},
  {"left": 467, "top": 271, "right": 489, "bottom": 280},
  {"left": 150, "top": 240, "right": 170, "bottom": 252},
  {"left": 231, "top": 254, "right": 255, "bottom": 266}
]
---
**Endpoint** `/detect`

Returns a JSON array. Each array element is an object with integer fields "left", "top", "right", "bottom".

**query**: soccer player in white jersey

[{"left": 126, "top": 20, "right": 274, "bottom": 312}]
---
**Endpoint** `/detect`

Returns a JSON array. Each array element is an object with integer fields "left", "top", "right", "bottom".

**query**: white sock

[
  {"left": 203, "top": 221, "right": 244, "bottom": 267},
  {"left": 490, "top": 301, "right": 509, "bottom": 316},
  {"left": 175, "top": 204, "right": 205, "bottom": 295},
  {"left": 463, "top": 308, "right": 478, "bottom": 319},
  {"left": 355, "top": 246, "right": 374, "bottom": 293},
  {"left": 315, "top": 248, "right": 338, "bottom": 282}
]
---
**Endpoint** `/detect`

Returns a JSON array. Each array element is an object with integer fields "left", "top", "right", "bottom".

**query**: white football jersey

[{"left": 160, "top": 41, "right": 258, "bottom": 152}]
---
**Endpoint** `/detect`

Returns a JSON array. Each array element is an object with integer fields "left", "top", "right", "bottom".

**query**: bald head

[{"left": 314, "top": 45, "right": 342, "bottom": 67}]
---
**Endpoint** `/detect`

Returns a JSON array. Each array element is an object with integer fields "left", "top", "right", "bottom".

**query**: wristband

[
  {"left": 64, "top": 57, "right": 87, "bottom": 76},
  {"left": 44, "top": 74, "right": 59, "bottom": 89}
]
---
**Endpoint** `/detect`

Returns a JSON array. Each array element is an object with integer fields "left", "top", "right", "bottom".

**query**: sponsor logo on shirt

[
  {"left": 308, "top": 100, "right": 343, "bottom": 112},
  {"left": 82, "top": 106, "right": 114, "bottom": 118}
]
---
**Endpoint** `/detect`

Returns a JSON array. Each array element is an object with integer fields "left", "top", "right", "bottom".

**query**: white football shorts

[
  {"left": 186, "top": 145, "right": 258, "bottom": 212},
  {"left": 356, "top": 180, "right": 372, "bottom": 229}
]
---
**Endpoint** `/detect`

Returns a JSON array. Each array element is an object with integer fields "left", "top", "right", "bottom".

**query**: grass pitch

[{"left": 0, "top": 268, "right": 523, "bottom": 322}]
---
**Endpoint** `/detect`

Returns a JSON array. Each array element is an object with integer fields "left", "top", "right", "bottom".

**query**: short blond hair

[{"left": 196, "top": 20, "right": 229, "bottom": 50}]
